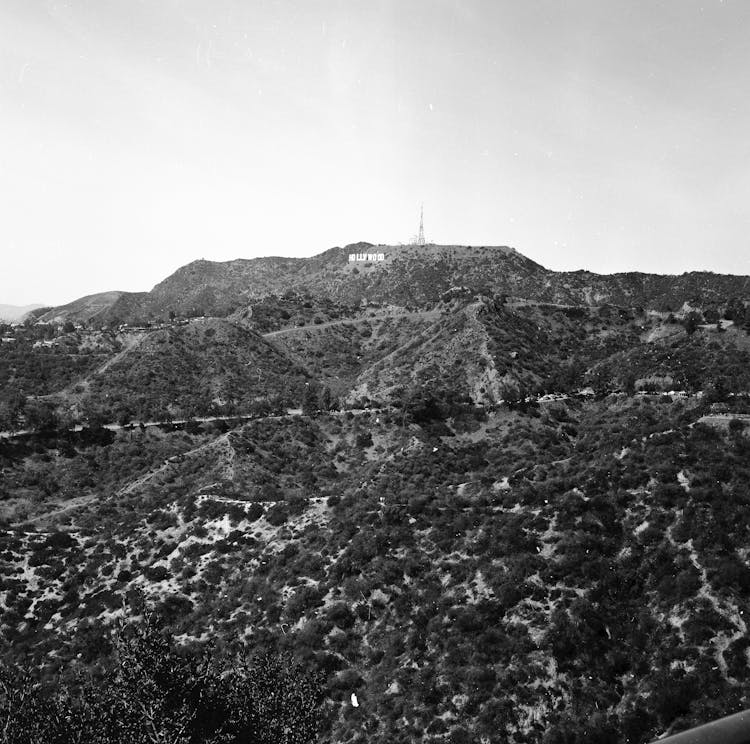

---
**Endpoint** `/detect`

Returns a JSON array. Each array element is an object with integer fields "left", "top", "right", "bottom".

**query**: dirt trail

[
  {"left": 116, "top": 434, "right": 233, "bottom": 496},
  {"left": 351, "top": 311, "right": 445, "bottom": 377},
  {"left": 93, "top": 332, "right": 147, "bottom": 376},
  {"left": 262, "top": 310, "right": 440, "bottom": 338},
  {"left": 57, "top": 331, "right": 148, "bottom": 399},
  {"left": 114, "top": 408, "right": 379, "bottom": 497},
  {"left": 29, "top": 494, "right": 98, "bottom": 525}
]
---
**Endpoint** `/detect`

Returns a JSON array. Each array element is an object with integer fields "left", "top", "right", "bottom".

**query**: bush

[
  {"left": 143, "top": 565, "right": 170, "bottom": 582},
  {"left": 245, "top": 503, "right": 264, "bottom": 521},
  {"left": 0, "top": 604, "right": 325, "bottom": 744},
  {"left": 42, "top": 531, "right": 77, "bottom": 551},
  {"left": 355, "top": 431, "right": 373, "bottom": 448},
  {"left": 266, "top": 503, "right": 289, "bottom": 526},
  {"left": 326, "top": 602, "right": 355, "bottom": 629},
  {"left": 729, "top": 417, "right": 746, "bottom": 433}
]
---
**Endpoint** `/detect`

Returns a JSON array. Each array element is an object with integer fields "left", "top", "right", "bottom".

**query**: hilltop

[
  {"left": 33, "top": 291, "right": 148, "bottom": 326},
  {"left": 33, "top": 243, "right": 750, "bottom": 327}
]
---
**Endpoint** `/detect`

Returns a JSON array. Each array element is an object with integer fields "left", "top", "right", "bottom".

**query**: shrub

[
  {"left": 326, "top": 602, "right": 355, "bottom": 629},
  {"left": 42, "top": 530, "right": 76, "bottom": 551},
  {"left": 245, "top": 503, "right": 264, "bottom": 521},
  {"left": 355, "top": 431, "right": 373, "bottom": 448},
  {"left": 266, "top": 503, "right": 289, "bottom": 526},
  {"left": 0, "top": 605, "right": 325, "bottom": 744},
  {"left": 144, "top": 565, "right": 170, "bottom": 582},
  {"left": 729, "top": 417, "right": 746, "bottom": 433}
]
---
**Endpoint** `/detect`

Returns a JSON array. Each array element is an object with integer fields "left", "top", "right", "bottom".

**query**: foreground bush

[{"left": 0, "top": 607, "right": 324, "bottom": 744}]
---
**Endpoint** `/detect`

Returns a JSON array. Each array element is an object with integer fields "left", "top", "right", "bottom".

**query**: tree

[
  {"left": 318, "top": 386, "right": 333, "bottom": 412},
  {"left": 0, "top": 389, "right": 26, "bottom": 432},
  {"left": 0, "top": 404, "right": 11, "bottom": 434},
  {"left": 116, "top": 406, "right": 135, "bottom": 428},
  {"left": 301, "top": 384, "right": 318, "bottom": 416},
  {"left": 23, "top": 399, "right": 59, "bottom": 433},
  {"left": 500, "top": 382, "right": 528, "bottom": 410},
  {"left": 0, "top": 399, "right": 22, "bottom": 433},
  {"left": 724, "top": 297, "right": 745, "bottom": 321},
  {"left": 683, "top": 311, "right": 703, "bottom": 335},
  {"left": 704, "top": 376, "right": 729, "bottom": 404},
  {"left": 621, "top": 371, "right": 636, "bottom": 396},
  {"left": 729, "top": 418, "right": 746, "bottom": 434},
  {"left": 703, "top": 307, "right": 719, "bottom": 324},
  {"left": 80, "top": 400, "right": 107, "bottom": 430},
  {"left": 0, "top": 604, "right": 325, "bottom": 744},
  {"left": 395, "top": 382, "right": 457, "bottom": 424}
]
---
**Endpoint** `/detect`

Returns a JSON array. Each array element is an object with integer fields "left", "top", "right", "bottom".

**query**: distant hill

[
  {"left": 36, "top": 242, "right": 750, "bottom": 326},
  {"left": 35, "top": 291, "right": 148, "bottom": 325},
  {"left": 0, "top": 303, "right": 45, "bottom": 323}
]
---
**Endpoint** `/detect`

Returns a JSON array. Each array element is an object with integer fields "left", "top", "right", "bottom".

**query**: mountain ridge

[{"left": 34, "top": 243, "right": 750, "bottom": 326}]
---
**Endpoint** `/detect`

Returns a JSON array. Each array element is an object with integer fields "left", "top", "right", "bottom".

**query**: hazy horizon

[{"left": 3, "top": 1, "right": 750, "bottom": 306}]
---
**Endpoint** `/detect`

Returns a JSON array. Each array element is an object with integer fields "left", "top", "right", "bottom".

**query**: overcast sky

[{"left": 2, "top": 0, "right": 749, "bottom": 306}]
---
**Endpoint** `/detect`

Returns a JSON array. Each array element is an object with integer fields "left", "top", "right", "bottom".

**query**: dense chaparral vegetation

[
  {"left": 5, "top": 247, "right": 750, "bottom": 742},
  {"left": 0, "top": 598, "right": 325, "bottom": 744}
]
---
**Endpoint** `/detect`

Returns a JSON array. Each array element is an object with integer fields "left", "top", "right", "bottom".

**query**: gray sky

[{"left": 2, "top": 0, "right": 749, "bottom": 306}]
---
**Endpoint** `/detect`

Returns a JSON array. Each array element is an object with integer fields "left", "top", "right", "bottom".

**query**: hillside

[
  {"left": 6, "top": 294, "right": 750, "bottom": 430},
  {"left": 35, "top": 243, "right": 750, "bottom": 327},
  {"left": 344, "top": 298, "right": 639, "bottom": 406},
  {"left": 266, "top": 310, "right": 441, "bottom": 398},
  {"left": 35, "top": 291, "right": 147, "bottom": 325},
  {"left": 8, "top": 293, "right": 749, "bottom": 431},
  {"left": 6, "top": 246, "right": 750, "bottom": 742},
  {"left": 4, "top": 400, "right": 750, "bottom": 742},
  {"left": 71, "top": 318, "right": 311, "bottom": 423}
]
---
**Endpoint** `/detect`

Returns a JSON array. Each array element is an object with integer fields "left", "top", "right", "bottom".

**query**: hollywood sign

[{"left": 349, "top": 252, "right": 385, "bottom": 262}]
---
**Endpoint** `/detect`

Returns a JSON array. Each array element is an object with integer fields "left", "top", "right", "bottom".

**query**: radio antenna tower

[{"left": 417, "top": 204, "right": 426, "bottom": 246}]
